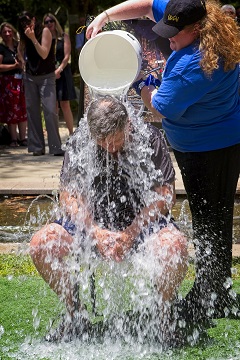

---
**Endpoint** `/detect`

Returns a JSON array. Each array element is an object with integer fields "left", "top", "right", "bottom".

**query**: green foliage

[
  {"left": 0, "top": 0, "right": 68, "bottom": 27},
  {"left": 0, "top": 0, "right": 23, "bottom": 25},
  {"left": 0, "top": 254, "right": 39, "bottom": 277}
]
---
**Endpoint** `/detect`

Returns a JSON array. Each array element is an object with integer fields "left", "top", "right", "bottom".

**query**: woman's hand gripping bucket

[{"left": 79, "top": 30, "right": 142, "bottom": 98}]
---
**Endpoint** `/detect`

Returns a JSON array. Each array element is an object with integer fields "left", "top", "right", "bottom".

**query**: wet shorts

[
  {"left": 54, "top": 216, "right": 179, "bottom": 252},
  {"left": 54, "top": 218, "right": 77, "bottom": 236},
  {"left": 132, "top": 216, "right": 179, "bottom": 251}
]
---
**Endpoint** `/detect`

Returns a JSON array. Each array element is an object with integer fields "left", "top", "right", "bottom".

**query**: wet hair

[
  {"left": 43, "top": 13, "right": 64, "bottom": 38},
  {"left": 198, "top": 0, "right": 240, "bottom": 75},
  {"left": 0, "top": 22, "right": 19, "bottom": 45},
  {"left": 87, "top": 96, "right": 129, "bottom": 140},
  {"left": 18, "top": 11, "right": 43, "bottom": 44}
]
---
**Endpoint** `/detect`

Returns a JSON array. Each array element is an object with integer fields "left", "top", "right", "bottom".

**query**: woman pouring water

[{"left": 86, "top": 0, "right": 240, "bottom": 328}]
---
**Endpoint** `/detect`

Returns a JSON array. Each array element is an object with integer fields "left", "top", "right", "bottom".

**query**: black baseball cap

[{"left": 152, "top": 0, "right": 207, "bottom": 38}]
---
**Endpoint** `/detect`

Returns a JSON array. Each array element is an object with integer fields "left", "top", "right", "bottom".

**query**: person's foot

[
  {"left": 33, "top": 150, "right": 45, "bottom": 156},
  {"left": 45, "top": 313, "right": 91, "bottom": 342},
  {"left": 44, "top": 313, "right": 105, "bottom": 343},
  {"left": 18, "top": 139, "right": 28, "bottom": 147},
  {"left": 163, "top": 319, "right": 212, "bottom": 349},
  {"left": 9, "top": 140, "right": 19, "bottom": 147},
  {"left": 101, "top": 306, "right": 212, "bottom": 348}
]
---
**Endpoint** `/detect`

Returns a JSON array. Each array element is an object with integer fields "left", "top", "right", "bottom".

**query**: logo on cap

[{"left": 167, "top": 14, "right": 179, "bottom": 23}]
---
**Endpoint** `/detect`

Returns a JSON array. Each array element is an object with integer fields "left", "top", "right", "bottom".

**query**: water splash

[
  {"left": 18, "top": 100, "right": 189, "bottom": 352},
  {"left": 1, "top": 99, "right": 240, "bottom": 358}
]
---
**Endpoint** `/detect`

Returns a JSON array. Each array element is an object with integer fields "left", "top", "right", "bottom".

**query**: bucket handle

[{"left": 126, "top": 32, "right": 139, "bottom": 42}]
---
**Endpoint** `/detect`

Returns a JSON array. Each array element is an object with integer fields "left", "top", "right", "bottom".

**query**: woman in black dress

[{"left": 43, "top": 13, "right": 77, "bottom": 135}]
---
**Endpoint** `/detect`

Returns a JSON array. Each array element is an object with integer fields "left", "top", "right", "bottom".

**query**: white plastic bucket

[{"left": 79, "top": 30, "right": 142, "bottom": 96}]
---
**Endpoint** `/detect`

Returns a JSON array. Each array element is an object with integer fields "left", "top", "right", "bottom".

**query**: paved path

[
  {"left": 0, "top": 123, "right": 69, "bottom": 195},
  {"left": 1, "top": 121, "right": 239, "bottom": 196}
]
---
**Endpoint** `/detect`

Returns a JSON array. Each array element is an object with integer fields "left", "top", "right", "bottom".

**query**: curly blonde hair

[{"left": 199, "top": 0, "right": 240, "bottom": 75}]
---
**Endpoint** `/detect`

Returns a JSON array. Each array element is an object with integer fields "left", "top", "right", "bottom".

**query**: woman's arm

[
  {"left": 25, "top": 26, "right": 52, "bottom": 59},
  {"left": 0, "top": 54, "right": 22, "bottom": 72},
  {"left": 141, "top": 85, "right": 165, "bottom": 119},
  {"left": 86, "top": 0, "right": 154, "bottom": 39},
  {"left": 55, "top": 33, "right": 71, "bottom": 78}
]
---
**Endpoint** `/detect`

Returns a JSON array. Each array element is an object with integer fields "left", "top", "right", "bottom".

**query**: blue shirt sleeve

[{"left": 152, "top": 0, "right": 169, "bottom": 22}]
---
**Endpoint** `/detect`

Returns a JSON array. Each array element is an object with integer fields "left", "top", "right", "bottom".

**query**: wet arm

[
  {"left": 59, "top": 190, "right": 92, "bottom": 227},
  {"left": 124, "top": 183, "right": 176, "bottom": 240},
  {"left": 91, "top": 225, "right": 133, "bottom": 262},
  {"left": 93, "top": 183, "right": 176, "bottom": 261}
]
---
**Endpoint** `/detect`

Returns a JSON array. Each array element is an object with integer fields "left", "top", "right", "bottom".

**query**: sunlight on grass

[{"left": 0, "top": 254, "right": 240, "bottom": 360}]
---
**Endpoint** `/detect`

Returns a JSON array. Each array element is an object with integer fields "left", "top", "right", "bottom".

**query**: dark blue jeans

[{"left": 174, "top": 143, "right": 240, "bottom": 319}]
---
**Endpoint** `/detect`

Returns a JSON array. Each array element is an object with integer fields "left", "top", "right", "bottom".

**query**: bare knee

[
  {"left": 152, "top": 225, "right": 188, "bottom": 260},
  {"left": 30, "top": 223, "right": 73, "bottom": 262},
  {"left": 152, "top": 226, "right": 188, "bottom": 301}
]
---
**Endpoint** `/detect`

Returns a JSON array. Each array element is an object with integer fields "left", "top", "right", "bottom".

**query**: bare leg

[
  {"left": 30, "top": 223, "right": 80, "bottom": 316},
  {"left": 60, "top": 100, "right": 74, "bottom": 135},
  {"left": 18, "top": 121, "right": 27, "bottom": 141},
  {"left": 8, "top": 123, "right": 18, "bottom": 142}
]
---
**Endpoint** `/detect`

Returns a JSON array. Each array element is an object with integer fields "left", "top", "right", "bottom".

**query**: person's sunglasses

[{"left": 44, "top": 19, "right": 54, "bottom": 25}]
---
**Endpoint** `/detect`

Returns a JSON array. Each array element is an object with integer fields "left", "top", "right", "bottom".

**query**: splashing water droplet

[
  {"left": 120, "top": 195, "right": 126, "bottom": 203},
  {"left": 224, "top": 277, "right": 233, "bottom": 289},
  {"left": 205, "top": 247, "right": 211, "bottom": 255},
  {"left": 0, "top": 325, "right": 4, "bottom": 338}
]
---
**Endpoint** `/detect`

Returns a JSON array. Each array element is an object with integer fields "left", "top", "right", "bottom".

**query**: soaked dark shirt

[
  {"left": 25, "top": 36, "right": 55, "bottom": 75},
  {"left": 61, "top": 123, "right": 175, "bottom": 230}
]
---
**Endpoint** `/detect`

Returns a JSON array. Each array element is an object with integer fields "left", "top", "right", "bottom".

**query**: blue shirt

[
  {"left": 152, "top": 0, "right": 169, "bottom": 22},
  {"left": 152, "top": 43, "right": 240, "bottom": 152}
]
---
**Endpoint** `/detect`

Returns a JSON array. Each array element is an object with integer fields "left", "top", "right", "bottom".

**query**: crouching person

[{"left": 30, "top": 96, "right": 188, "bottom": 343}]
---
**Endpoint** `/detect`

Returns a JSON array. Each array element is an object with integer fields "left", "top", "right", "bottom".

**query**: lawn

[{"left": 0, "top": 254, "right": 240, "bottom": 360}]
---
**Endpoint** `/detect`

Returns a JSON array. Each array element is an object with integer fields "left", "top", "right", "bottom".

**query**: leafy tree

[{"left": 0, "top": 0, "right": 23, "bottom": 26}]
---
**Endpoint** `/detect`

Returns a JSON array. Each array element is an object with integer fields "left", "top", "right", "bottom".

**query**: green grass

[{"left": 0, "top": 255, "right": 240, "bottom": 360}]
